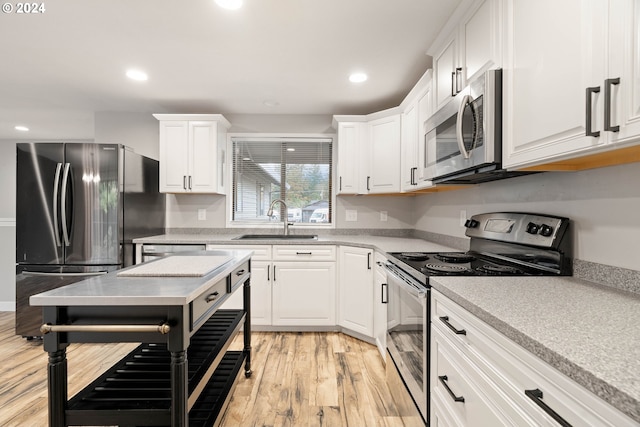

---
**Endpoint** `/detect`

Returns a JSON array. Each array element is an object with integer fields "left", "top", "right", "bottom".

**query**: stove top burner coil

[
  {"left": 434, "top": 252, "right": 476, "bottom": 263},
  {"left": 421, "top": 263, "right": 473, "bottom": 275},
  {"left": 476, "top": 264, "right": 524, "bottom": 275},
  {"left": 399, "top": 252, "right": 429, "bottom": 261}
]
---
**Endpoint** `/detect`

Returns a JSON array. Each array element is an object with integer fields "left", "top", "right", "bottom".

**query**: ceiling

[{"left": 0, "top": 0, "right": 462, "bottom": 141}]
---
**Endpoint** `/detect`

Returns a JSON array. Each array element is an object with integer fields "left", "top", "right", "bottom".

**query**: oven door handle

[{"left": 384, "top": 264, "right": 427, "bottom": 300}]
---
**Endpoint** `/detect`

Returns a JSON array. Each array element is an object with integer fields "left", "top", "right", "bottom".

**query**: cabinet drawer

[
  {"left": 206, "top": 244, "right": 272, "bottom": 261},
  {"left": 431, "top": 326, "right": 516, "bottom": 427},
  {"left": 432, "top": 290, "right": 637, "bottom": 427},
  {"left": 229, "top": 261, "right": 250, "bottom": 293},
  {"left": 272, "top": 245, "right": 336, "bottom": 261},
  {"left": 191, "top": 278, "right": 227, "bottom": 331}
]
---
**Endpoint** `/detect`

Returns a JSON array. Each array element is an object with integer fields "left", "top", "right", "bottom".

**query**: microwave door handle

[{"left": 456, "top": 95, "right": 472, "bottom": 159}]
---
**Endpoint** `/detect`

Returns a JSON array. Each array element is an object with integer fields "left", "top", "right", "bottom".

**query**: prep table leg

[
  {"left": 171, "top": 350, "right": 188, "bottom": 426},
  {"left": 47, "top": 349, "right": 67, "bottom": 427}
]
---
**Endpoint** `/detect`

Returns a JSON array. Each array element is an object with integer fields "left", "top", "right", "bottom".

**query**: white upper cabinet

[
  {"left": 401, "top": 71, "right": 435, "bottom": 192},
  {"left": 154, "top": 114, "right": 230, "bottom": 194},
  {"left": 336, "top": 121, "right": 366, "bottom": 194},
  {"left": 503, "top": 0, "right": 640, "bottom": 170},
  {"left": 367, "top": 114, "right": 401, "bottom": 194},
  {"left": 334, "top": 112, "right": 401, "bottom": 195},
  {"left": 430, "top": 0, "right": 503, "bottom": 111}
]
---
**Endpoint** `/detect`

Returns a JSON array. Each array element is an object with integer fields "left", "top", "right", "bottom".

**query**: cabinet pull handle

[
  {"left": 339, "top": 176, "right": 342, "bottom": 191},
  {"left": 273, "top": 265, "right": 276, "bottom": 282},
  {"left": 367, "top": 252, "right": 371, "bottom": 270},
  {"left": 410, "top": 167, "right": 417, "bottom": 185},
  {"left": 525, "top": 389, "right": 572, "bottom": 427},
  {"left": 455, "top": 67, "right": 463, "bottom": 93},
  {"left": 296, "top": 251, "right": 312, "bottom": 255},
  {"left": 439, "top": 375, "right": 465, "bottom": 403},
  {"left": 439, "top": 316, "right": 467, "bottom": 335},
  {"left": 188, "top": 175, "right": 192, "bottom": 190},
  {"left": 235, "top": 269, "right": 245, "bottom": 276},
  {"left": 585, "top": 86, "right": 601, "bottom": 137},
  {"left": 183, "top": 175, "right": 187, "bottom": 190},
  {"left": 205, "top": 291, "right": 220, "bottom": 303},
  {"left": 367, "top": 176, "right": 370, "bottom": 191},
  {"left": 604, "top": 77, "right": 620, "bottom": 132},
  {"left": 451, "top": 71, "right": 456, "bottom": 97},
  {"left": 381, "top": 283, "right": 388, "bottom": 304}
]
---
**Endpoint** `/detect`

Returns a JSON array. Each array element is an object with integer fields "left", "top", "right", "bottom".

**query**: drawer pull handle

[
  {"left": 439, "top": 316, "right": 467, "bottom": 335},
  {"left": 235, "top": 269, "right": 245, "bottom": 276},
  {"left": 205, "top": 291, "right": 220, "bottom": 303},
  {"left": 296, "top": 251, "right": 312, "bottom": 255},
  {"left": 439, "top": 375, "right": 464, "bottom": 403},
  {"left": 525, "top": 389, "right": 572, "bottom": 427}
]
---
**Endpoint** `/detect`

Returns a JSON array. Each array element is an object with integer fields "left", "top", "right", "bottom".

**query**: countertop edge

[{"left": 429, "top": 279, "right": 640, "bottom": 424}]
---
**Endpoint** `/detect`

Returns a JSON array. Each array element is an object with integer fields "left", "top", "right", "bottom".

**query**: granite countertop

[
  {"left": 30, "top": 250, "right": 252, "bottom": 307},
  {"left": 133, "top": 233, "right": 459, "bottom": 254},
  {"left": 430, "top": 276, "right": 640, "bottom": 424}
]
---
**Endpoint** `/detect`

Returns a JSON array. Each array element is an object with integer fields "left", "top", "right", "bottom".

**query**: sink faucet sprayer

[{"left": 267, "top": 199, "right": 292, "bottom": 235}]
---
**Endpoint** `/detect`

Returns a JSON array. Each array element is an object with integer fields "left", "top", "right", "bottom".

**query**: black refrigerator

[{"left": 15, "top": 143, "right": 166, "bottom": 337}]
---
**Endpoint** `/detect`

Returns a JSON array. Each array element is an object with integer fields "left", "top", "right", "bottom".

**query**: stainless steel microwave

[{"left": 424, "top": 69, "right": 518, "bottom": 184}]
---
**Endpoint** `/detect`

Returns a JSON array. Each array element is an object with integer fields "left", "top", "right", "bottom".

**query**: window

[{"left": 232, "top": 136, "right": 333, "bottom": 224}]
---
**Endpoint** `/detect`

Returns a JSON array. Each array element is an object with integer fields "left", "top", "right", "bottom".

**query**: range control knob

[
  {"left": 464, "top": 219, "right": 479, "bottom": 228},
  {"left": 526, "top": 222, "right": 540, "bottom": 234},
  {"left": 539, "top": 224, "right": 554, "bottom": 237}
]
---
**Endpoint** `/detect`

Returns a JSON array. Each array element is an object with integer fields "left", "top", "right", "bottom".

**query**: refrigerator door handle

[
  {"left": 22, "top": 271, "right": 108, "bottom": 277},
  {"left": 61, "top": 163, "right": 71, "bottom": 246},
  {"left": 52, "top": 163, "right": 63, "bottom": 247}
]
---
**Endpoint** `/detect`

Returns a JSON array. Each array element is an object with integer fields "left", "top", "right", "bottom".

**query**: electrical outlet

[
  {"left": 460, "top": 209, "right": 467, "bottom": 226},
  {"left": 198, "top": 209, "right": 206, "bottom": 221},
  {"left": 380, "top": 211, "right": 388, "bottom": 222},
  {"left": 346, "top": 210, "right": 358, "bottom": 222}
]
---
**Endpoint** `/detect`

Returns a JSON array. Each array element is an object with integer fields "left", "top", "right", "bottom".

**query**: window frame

[{"left": 225, "top": 132, "right": 337, "bottom": 229}]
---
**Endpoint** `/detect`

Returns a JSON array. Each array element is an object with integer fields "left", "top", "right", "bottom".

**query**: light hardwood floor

[{"left": 0, "top": 312, "right": 422, "bottom": 427}]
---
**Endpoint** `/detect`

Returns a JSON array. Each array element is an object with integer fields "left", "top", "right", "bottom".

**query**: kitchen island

[{"left": 30, "top": 249, "right": 252, "bottom": 427}]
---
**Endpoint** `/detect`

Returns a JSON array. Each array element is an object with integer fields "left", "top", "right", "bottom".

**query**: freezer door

[
  {"left": 16, "top": 143, "right": 65, "bottom": 265},
  {"left": 64, "top": 144, "right": 121, "bottom": 265}
]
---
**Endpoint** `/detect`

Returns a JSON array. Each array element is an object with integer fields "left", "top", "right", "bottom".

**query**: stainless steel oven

[
  {"left": 424, "top": 69, "right": 514, "bottom": 184},
  {"left": 385, "top": 261, "right": 429, "bottom": 423}
]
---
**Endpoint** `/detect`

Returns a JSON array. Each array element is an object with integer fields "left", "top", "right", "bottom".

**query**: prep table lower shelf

[{"left": 65, "top": 310, "right": 247, "bottom": 427}]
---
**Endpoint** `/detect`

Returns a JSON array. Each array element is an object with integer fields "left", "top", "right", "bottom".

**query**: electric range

[{"left": 383, "top": 212, "right": 572, "bottom": 425}]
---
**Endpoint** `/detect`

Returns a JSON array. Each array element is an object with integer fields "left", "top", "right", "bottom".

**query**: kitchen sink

[{"left": 233, "top": 234, "right": 318, "bottom": 240}]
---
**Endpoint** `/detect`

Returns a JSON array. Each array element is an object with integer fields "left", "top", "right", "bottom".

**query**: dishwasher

[{"left": 140, "top": 244, "right": 206, "bottom": 262}]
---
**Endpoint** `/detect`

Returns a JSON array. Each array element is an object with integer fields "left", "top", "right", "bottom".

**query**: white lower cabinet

[
  {"left": 431, "top": 290, "right": 638, "bottom": 427},
  {"left": 211, "top": 244, "right": 336, "bottom": 327},
  {"left": 338, "top": 246, "right": 374, "bottom": 337},
  {"left": 272, "top": 261, "right": 336, "bottom": 326}
]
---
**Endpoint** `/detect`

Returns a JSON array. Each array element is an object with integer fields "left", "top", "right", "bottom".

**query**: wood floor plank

[{"left": 309, "top": 332, "right": 339, "bottom": 407}]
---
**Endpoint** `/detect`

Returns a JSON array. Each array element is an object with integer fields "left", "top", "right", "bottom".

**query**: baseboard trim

[{"left": 0, "top": 301, "right": 15, "bottom": 311}]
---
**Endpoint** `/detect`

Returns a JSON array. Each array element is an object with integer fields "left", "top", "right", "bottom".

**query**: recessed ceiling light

[
  {"left": 126, "top": 69, "right": 148, "bottom": 81},
  {"left": 286, "top": 148, "right": 295, "bottom": 152},
  {"left": 349, "top": 72, "right": 368, "bottom": 83},
  {"left": 15, "top": 125, "right": 29, "bottom": 131},
  {"left": 215, "top": 0, "right": 243, "bottom": 10}
]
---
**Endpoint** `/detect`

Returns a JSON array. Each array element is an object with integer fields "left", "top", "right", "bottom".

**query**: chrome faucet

[{"left": 267, "top": 199, "right": 292, "bottom": 235}]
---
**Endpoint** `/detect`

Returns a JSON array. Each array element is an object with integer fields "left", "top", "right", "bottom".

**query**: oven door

[{"left": 385, "top": 263, "right": 428, "bottom": 423}]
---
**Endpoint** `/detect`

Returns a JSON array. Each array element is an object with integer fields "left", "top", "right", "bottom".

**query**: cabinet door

[
  {"left": 272, "top": 262, "right": 336, "bottom": 326},
  {"left": 460, "top": 0, "right": 501, "bottom": 85},
  {"left": 434, "top": 36, "right": 458, "bottom": 111},
  {"left": 337, "top": 122, "right": 363, "bottom": 194},
  {"left": 401, "top": 102, "right": 419, "bottom": 192},
  {"left": 338, "top": 247, "right": 373, "bottom": 337},
  {"left": 189, "top": 121, "right": 218, "bottom": 193},
  {"left": 608, "top": 0, "right": 640, "bottom": 145},
  {"left": 503, "top": 0, "right": 607, "bottom": 169},
  {"left": 159, "top": 121, "right": 190, "bottom": 193},
  {"left": 373, "top": 253, "right": 388, "bottom": 358},
  {"left": 368, "top": 115, "right": 401, "bottom": 193}
]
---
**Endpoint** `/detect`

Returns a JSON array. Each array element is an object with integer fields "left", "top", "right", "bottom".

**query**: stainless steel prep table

[{"left": 30, "top": 250, "right": 253, "bottom": 427}]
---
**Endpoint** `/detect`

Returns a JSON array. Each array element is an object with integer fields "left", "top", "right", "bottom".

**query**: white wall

[
  {"left": 94, "top": 111, "right": 160, "bottom": 160},
  {"left": 413, "top": 162, "right": 640, "bottom": 271}
]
